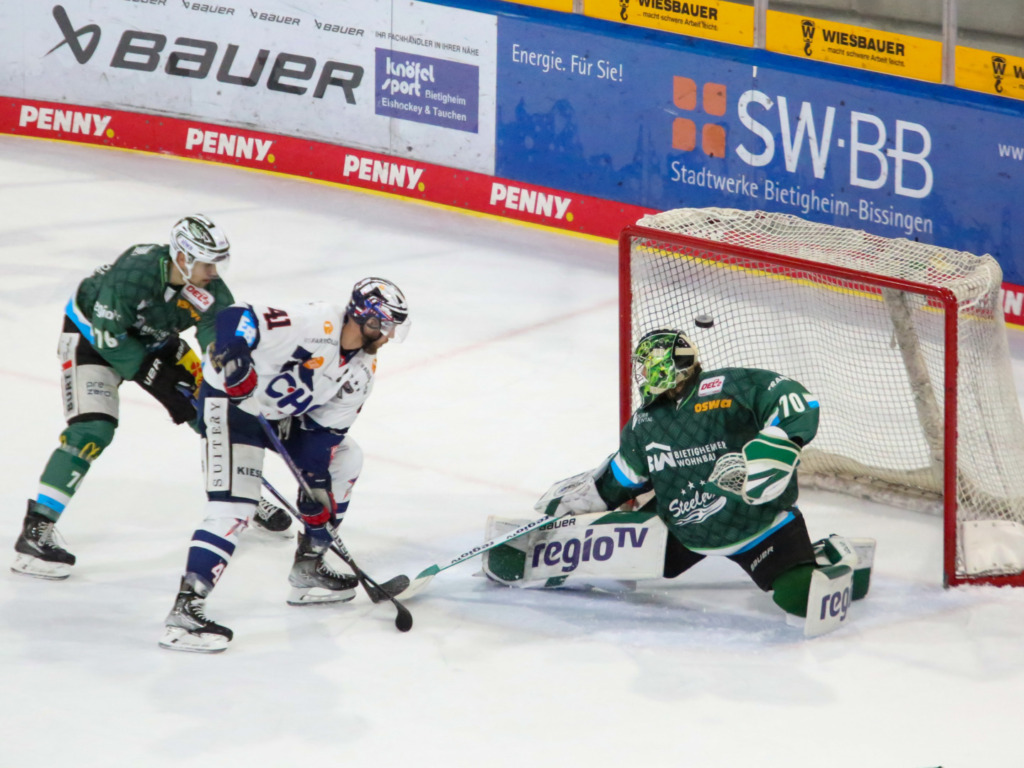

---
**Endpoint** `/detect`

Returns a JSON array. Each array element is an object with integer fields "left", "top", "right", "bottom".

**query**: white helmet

[
  {"left": 346, "top": 277, "right": 410, "bottom": 343},
  {"left": 170, "top": 214, "right": 230, "bottom": 282}
]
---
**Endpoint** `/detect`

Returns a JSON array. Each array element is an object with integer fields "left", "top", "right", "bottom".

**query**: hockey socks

[{"left": 35, "top": 421, "right": 115, "bottom": 515}]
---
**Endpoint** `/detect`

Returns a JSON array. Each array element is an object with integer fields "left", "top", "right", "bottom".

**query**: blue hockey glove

[
  {"left": 209, "top": 337, "right": 257, "bottom": 402},
  {"left": 297, "top": 472, "right": 337, "bottom": 553}
]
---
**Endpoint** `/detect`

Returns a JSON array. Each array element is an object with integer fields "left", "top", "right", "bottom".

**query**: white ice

[{"left": 2, "top": 137, "right": 1024, "bottom": 768}]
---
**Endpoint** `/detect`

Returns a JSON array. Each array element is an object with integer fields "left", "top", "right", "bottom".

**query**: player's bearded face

[{"left": 360, "top": 316, "right": 392, "bottom": 352}]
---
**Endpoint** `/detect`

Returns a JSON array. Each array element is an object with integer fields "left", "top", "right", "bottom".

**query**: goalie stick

[
  {"left": 256, "top": 414, "right": 413, "bottom": 633},
  {"left": 392, "top": 511, "right": 569, "bottom": 599}
]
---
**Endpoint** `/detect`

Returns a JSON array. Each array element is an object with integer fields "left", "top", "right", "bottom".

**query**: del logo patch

[
  {"left": 182, "top": 284, "right": 214, "bottom": 313},
  {"left": 698, "top": 376, "right": 725, "bottom": 396}
]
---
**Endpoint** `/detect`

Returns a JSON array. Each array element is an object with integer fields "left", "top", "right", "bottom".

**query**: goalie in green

[{"left": 484, "top": 329, "right": 874, "bottom": 635}]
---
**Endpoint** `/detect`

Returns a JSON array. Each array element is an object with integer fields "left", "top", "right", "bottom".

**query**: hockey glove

[
  {"left": 742, "top": 428, "right": 801, "bottom": 503},
  {"left": 297, "top": 472, "right": 337, "bottom": 554},
  {"left": 534, "top": 470, "right": 607, "bottom": 517},
  {"left": 209, "top": 337, "right": 257, "bottom": 402},
  {"left": 134, "top": 348, "right": 198, "bottom": 425},
  {"left": 706, "top": 428, "right": 801, "bottom": 505}
]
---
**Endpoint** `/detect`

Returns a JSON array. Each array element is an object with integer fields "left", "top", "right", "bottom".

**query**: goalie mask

[
  {"left": 346, "top": 277, "right": 411, "bottom": 343},
  {"left": 170, "top": 214, "right": 231, "bottom": 282},
  {"left": 633, "top": 330, "right": 700, "bottom": 407}
]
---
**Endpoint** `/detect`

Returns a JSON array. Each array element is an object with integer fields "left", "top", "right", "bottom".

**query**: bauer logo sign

[
  {"left": 45, "top": 4, "right": 364, "bottom": 102},
  {"left": 374, "top": 49, "right": 479, "bottom": 133}
]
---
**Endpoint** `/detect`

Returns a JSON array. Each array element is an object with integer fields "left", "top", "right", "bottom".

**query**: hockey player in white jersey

[{"left": 159, "top": 278, "right": 410, "bottom": 653}]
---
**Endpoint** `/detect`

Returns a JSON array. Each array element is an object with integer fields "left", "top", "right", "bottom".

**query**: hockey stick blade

[
  {"left": 256, "top": 414, "right": 413, "bottom": 632},
  {"left": 391, "top": 513, "right": 569, "bottom": 600},
  {"left": 364, "top": 574, "right": 411, "bottom": 604}
]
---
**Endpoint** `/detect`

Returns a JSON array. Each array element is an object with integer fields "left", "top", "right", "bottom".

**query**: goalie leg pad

[
  {"left": 803, "top": 564, "right": 855, "bottom": 637},
  {"left": 814, "top": 535, "right": 875, "bottom": 600},
  {"left": 482, "top": 511, "right": 668, "bottom": 588}
]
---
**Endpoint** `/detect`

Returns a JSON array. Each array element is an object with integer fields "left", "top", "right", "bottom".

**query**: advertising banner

[
  {"left": 585, "top": 0, "right": 753, "bottom": 47},
  {"left": 0, "top": 1, "right": 497, "bottom": 174},
  {"left": 957, "top": 46, "right": 1024, "bottom": 102},
  {"left": 0, "top": 95, "right": 651, "bottom": 240},
  {"left": 495, "top": 16, "right": 1024, "bottom": 285},
  {"left": 502, "top": 0, "right": 575, "bottom": 10},
  {"left": 766, "top": 10, "right": 942, "bottom": 83}
]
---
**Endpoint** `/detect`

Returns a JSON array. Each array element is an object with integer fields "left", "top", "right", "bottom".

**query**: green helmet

[{"left": 632, "top": 330, "right": 700, "bottom": 407}]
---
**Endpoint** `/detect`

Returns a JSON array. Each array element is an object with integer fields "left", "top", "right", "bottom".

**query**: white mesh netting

[{"left": 627, "top": 207, "right": 1024, "bottom": 580}]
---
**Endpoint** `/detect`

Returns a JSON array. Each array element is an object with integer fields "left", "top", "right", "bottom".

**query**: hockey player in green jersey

[
  {"left": 521, "top": 329, "right": 873, "bottom": 627},
  {"left": 11, "top": 215, "right": 289, "bottom": 580}
]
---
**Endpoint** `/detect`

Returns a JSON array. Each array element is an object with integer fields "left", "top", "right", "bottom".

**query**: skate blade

[
  {"left": 158, "top": 626, "right": 230, "bottom": 653},
  {"left": 287, "top": 586, "right": 357, "bottom": 605},
  {"left": 11, "top": 554, "right": 72, "bottom": 580},
  {"left": 247, "top": 524, "right": 294, "bottom": 541}
]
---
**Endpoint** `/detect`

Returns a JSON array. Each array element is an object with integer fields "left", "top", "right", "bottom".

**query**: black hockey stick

[
  {"left": 185, "top": 393, "right": 409, "bottom": 604},
  {"left": 259, "top": 478, "right": 410, "bottom": 604},
  {"left": 256, "top": 414, "right": 413, "bottom": 632}
]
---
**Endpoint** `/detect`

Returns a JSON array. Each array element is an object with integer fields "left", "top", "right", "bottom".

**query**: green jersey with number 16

[{"left": 71, "top": 244, "right": 233, "bottom": 379}]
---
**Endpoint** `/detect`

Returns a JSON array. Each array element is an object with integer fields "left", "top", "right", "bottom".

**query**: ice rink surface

[{"left": 2, "top": 136, "right": 1024, "bottom": 768}]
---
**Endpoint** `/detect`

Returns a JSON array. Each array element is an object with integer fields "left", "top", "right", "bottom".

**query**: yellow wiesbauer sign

[
  {"left": 586, "top": 0, "right": 754, "bottom": 47},
  {"left": 766, "top": 10, "right": 941, "bottom": 83},
  {"left": 500, "top": 0, "right": 575, "bottom": 11},
  {"left": 956, "top": 47, "right": 1024, "bottom": 102}
]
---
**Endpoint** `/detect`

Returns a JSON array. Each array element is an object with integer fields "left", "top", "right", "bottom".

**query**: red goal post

[{"left": 619, "top": 207, "right": 1024, "bottom": 587}]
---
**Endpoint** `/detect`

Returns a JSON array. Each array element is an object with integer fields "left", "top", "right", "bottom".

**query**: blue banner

[{"left": 496, "top": 17, "right": 1024, "bottom": 283}]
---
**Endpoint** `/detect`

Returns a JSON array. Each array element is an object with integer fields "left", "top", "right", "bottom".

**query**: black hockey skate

[
  {"left": 159, "top": 579, "right": 233, "bottom": 653},
  {"left": 11, "top": 501, "right": 76, "bottom": 580},
  {"left": 287, "top": 532, "right": 358, "bottom": 605},
  {"left": 251, "top": 497, "right": 293, "bottom": 538}
]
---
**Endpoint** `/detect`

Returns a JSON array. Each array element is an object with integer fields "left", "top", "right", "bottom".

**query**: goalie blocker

[{"left": 482, "top": 512, "right": 874, "bottom": 636}]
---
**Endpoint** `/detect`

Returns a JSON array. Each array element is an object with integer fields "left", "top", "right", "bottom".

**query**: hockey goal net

[{"left": 620, "top": 207, "right": 1024, "bottom": 587}]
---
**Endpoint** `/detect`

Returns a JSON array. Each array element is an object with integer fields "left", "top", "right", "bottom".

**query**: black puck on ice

[{"left": 694, "top": 315, "right": 715, "bottom": 328}]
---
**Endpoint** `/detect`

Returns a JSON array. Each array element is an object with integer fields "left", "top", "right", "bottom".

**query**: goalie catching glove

[
  {"left": 534, "top": 457, "right": 612, "bottom": 517},
  {"left": 706, "top": 427, "right": 802, "bottom": 505}
]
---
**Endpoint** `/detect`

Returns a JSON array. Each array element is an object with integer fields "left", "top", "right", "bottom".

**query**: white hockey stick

[{"left": 394, "top": 512, "right": 569, "bottom": 599}]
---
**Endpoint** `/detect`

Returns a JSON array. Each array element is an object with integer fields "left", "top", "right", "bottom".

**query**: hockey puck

[
  {"left": 694, "top": 315, "right": 715, "bottom": 328},
  {"left": 396, "top": 611, "right": 413, "bottom": 632}
]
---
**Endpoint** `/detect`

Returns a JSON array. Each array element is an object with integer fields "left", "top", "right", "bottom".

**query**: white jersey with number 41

[{"left": 203, "top": 301, "right": 376, "bottom": 431}]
